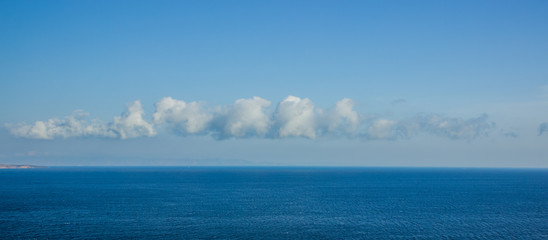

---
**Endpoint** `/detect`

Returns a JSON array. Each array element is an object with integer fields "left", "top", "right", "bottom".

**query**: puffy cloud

[
  {"left": 274, "top": 96, "right": 316, "bottom": 139},
  {"left": 539, "top": 122, "right": 548, "bottom": 136},
  {"left": 215, "top": 97, "right": 272, "bottom": 138},
  {"left": 322, "top": 98, "right": 360, "bottom": 134},
  {"left": 153, "top": 96, "right": 271, "bottom": 138},
  {"left": 109, "top": 100, "right": 156, "bottom": 139},
  {"left": 153, "top": 97, "right": 211, "bottom": 134}
]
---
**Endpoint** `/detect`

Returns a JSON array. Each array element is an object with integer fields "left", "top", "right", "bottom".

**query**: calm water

[{"left": 1, "top": 167, "right": 547, "bottom": 239}]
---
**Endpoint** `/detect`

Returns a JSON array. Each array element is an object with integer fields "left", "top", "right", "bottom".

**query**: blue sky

[{"left": 1, "top": 0, "right": 547, "bottom": 167}]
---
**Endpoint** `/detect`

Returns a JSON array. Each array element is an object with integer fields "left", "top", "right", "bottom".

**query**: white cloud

[
  {"left": 6, "top": 110, "right": 114, "bottom": 139},
  {"left": 274, "top": 96, "right": 317, "bottom": 139},
  {"left": 153, "top": 97, "right": 211, "bottom": 134},
  {"left": 6, "top": 101, "right": 156, "bottom": 139},
  {"left": 323, "top": 98, "right": 360, "bottom": 134},
  {"left": 109, "top": 100, "right": 156, "bottom": 139},
  {"left": 216, "top": 97, "right": 272, "bottom": 138}
]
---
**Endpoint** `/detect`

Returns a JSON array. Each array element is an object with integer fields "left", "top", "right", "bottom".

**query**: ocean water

[{"left": 1, "top": 167, "right": 547, "bottom": 239}]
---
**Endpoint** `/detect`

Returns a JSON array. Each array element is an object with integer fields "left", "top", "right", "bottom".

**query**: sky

[{"left": 1, "top": 0, "right": 547, "bottom": 167}]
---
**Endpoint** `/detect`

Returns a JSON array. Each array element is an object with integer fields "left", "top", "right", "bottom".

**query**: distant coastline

[{"left": 0, "top": 164, "right": 46, "bottom": 169}]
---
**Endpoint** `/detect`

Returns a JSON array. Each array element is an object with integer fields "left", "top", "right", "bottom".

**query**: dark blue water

[{"left": 1, "top": 167, "right": 547, "bottom": 239}]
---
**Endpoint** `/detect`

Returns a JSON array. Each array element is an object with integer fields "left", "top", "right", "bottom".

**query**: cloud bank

[{"left": 5, "top": 96, "right": 496, "bottom": 141}]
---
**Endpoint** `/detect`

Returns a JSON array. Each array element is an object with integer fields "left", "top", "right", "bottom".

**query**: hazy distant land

[{"left": 0, "top": 164, "right": 46, "bottom": 169}]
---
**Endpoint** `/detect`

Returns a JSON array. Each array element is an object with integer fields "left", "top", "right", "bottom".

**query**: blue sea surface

[{"left": 1, "top": 167, "right": 547, "bottom": 239}]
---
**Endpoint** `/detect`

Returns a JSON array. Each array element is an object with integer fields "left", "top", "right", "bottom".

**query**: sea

[{"left": 1, "top": 167, "right": 547, "bottom": 239}]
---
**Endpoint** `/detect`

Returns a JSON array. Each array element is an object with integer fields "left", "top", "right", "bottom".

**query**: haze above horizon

[{"left": 1, "top": 1, "right": 547, "bottom": 167}]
